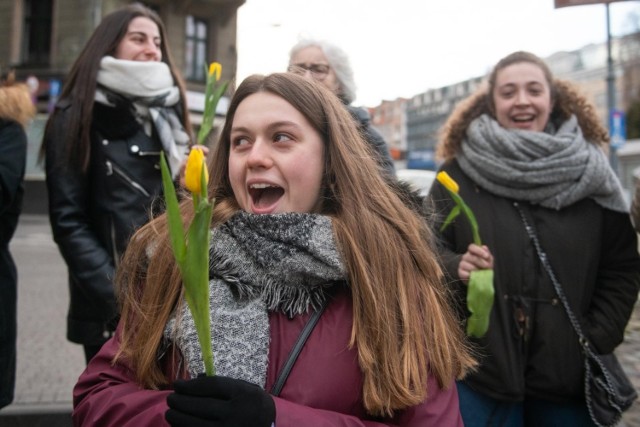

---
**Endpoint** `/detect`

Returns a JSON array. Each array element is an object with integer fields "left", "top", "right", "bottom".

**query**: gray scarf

[
  {"left": 457, "top": 114, "right": 628, "bottom": 213},
  {"left": 95, "top": 56, "right": 190, "bottom": 178},
  {"left": 164, "top": 211, "right": 346, "bottom": 386}
]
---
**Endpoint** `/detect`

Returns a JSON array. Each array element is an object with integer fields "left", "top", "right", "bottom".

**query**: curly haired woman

[{"left": 429, "top": 51, "right": 640, "bottom": 426}]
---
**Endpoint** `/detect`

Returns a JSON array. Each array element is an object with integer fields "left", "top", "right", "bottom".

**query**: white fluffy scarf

[{"left": 96, "top": 56, "right": 190, "bottom": 178}]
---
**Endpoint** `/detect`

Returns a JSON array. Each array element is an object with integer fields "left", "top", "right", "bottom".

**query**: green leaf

[
  {"left": 445, "top": 188, "right": 482, "bottom": 246},
  {"left": 160, "top": 152, "right": 186, "bottom": 264},
  {"left": 466, "top": 269, "right": 495, "bottom": 338},
  {"left": 197, "top": 80, "right": 229, "bottom": 146},
  {"left": 183, "top": 199, "right": 215, "bottom": 376},
  {"left": 200, "top": 160, "right": 208, "bottom": 199},
  {"left": 440, "top": 205, "right": 461, "bottom": 232}
]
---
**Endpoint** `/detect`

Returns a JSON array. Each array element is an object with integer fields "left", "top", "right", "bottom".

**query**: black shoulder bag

[{"left": 515, "top": 202, "right": 637, "bottom": 427}]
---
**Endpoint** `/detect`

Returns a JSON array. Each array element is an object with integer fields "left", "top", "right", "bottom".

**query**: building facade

[{"left": 369, "top": 98, "right": 407, "bottom": 165}]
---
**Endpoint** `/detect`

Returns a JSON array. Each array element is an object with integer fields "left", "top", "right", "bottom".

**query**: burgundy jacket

[{"left": 73, "top": 288, "right": 463, "bottom": 426}]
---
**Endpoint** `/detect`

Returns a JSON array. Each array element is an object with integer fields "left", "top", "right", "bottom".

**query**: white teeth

[{"left": 249, "top": 183, "right": 276, "bottom": 189}]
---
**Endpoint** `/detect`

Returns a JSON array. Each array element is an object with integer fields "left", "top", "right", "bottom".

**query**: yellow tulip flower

[
  {"left": 436, "top": 171, "right": 459, "bottom": 194},
  {"left": 185, "top": 147, "right": 208, "bottom": 195},
  {"left": 208, "top": 62, "right": 222, "bottom": 81}
]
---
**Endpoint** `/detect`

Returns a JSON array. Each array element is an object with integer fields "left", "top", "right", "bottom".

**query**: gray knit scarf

[
  {"left": 95, "top": 56, "right": 190, "bottom": 179},
  {"left": 457, "top": 114, "right": 628, "bottom": 213},
  {"left": 164, "top": 211, "right": 346, "bottom": 386}
]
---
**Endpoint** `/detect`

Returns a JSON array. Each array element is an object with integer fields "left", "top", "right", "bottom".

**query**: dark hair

[{"left": 40, "top": 3, "right": 191, "bottom": 171}]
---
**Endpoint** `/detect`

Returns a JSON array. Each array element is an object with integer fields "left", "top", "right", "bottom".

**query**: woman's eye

[
  {"left": 274, "top": 133, "right": 292, "bottom": 143},
  {"left": 232, "top": 137, "right": 249, "bottom": 147}
]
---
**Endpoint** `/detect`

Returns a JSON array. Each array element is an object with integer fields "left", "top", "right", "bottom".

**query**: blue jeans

[{"left": 456, "top": 381, "right": 597, "bottom": 427}]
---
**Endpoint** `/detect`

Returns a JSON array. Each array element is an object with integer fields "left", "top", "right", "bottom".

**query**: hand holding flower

[
  {"left": 458, "top": 244, "right": 494, "bottom": 282},
  {"left": 436, "top": 171, "right": 495, "bottom": 338}
]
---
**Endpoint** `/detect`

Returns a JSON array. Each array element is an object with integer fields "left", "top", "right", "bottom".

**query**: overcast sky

[{"left": 235, "top": 0, "right": 640, "bottom": 107}]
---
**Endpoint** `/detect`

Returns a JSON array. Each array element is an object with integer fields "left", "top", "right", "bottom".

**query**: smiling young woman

[
  {"left": 228, "top": 91, "right": 325, "bottom": 214},
  {"left": 429, "top": 51, "right": 639, "bottom": 426},
  {"left": 40, "top": 3, "right": 192, "bottom": 365},
  {"left": 72, "top": 72, "right": 476, "bottom": 427}
]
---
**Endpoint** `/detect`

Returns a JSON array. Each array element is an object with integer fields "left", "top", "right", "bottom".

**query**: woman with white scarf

[
  {"left": 41, "top": 4, "right": 193, "bottom": 364},
  {"left": 428, "top": 51, "right": 640, "bottom": 426}
]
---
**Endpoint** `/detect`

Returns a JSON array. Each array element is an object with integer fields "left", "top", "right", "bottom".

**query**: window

[
  {"left": 22, "top": 0, "right": 53, "bottom": 65},
  {"left": 185, "top": 16, "right": 208, "bottom": 81}
]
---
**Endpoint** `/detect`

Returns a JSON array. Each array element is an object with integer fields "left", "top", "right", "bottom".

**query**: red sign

[{"left": 555, "top": 0, "right": 632, "bottom": 8}]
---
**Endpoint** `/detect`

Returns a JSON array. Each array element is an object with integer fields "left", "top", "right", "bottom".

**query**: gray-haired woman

[{"left": 288, "top": 38, "right": 395, "bottom": 176}]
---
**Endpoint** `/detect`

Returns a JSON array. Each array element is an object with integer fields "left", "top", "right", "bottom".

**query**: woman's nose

[
  {"left": 515, "top": 89, "right": 530, "bottom": 105},
  {"left": 144, "top": 42, "right": 161, "bottom": 61},
  {"left": 246, "top": 140, "right": 273, "bottom": 168}
]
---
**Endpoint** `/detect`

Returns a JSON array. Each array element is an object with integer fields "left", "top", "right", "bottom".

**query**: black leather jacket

[{"left": 44, "top": 100, "right": 167, "bottom": 345}]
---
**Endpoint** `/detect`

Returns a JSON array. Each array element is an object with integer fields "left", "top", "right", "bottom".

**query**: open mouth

[
  {"left": 248, "top": 183, "right": 285, "bottom": 211},
  {"left": 511, "top": 114, "right": 535, "bottom": 125}
]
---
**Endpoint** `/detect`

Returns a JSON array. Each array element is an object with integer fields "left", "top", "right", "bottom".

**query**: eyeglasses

[{"left": 287, "top": 63, "right": 331, "bottom": 81}]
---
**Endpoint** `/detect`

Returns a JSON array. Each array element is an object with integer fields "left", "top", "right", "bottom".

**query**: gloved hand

[{"left": 165, "top": 375, "right": 275, "bottom": 427}]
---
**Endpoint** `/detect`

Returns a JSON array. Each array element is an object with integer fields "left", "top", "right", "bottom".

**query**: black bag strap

[
  {"left": 514, "top": 202, "right": 589, "bottom": 344},
  {"left": 515, "top": 203, "right": 636, "bottom": 427},
  {"left": 270, "top": 294, "right": 331, "bottom": 397}
]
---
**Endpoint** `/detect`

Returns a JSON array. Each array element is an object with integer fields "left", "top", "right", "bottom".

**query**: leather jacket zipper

[
  {"left": 110, "top": 214, "right": 119, "bottom": 270},
  {"left": 105, "top": 160, "right": 151, "bottom": 197}
]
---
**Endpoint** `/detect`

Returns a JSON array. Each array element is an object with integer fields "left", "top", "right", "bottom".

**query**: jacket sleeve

[
  {"left": 44, "top": 108, "right": 116, "bottom": 319},
  {"left": 73, "top": 328, "right": 172, "bottom": 426},
  {"left": 586, "top": 208, "right": 640, "bottom": 354},
  {"left": 0, "top": 120, "right": 27, "bottom": 215},
  {"left": 273, "top": 375, "right": 463, "bottom": 427}
]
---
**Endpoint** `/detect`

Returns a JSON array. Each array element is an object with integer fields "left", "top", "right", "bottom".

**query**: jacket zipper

[
  {"left": 105, "top": 160, "right": 151, "bottom": 197},
  {"left": 110, "top": 214, "right": 119, "bottom": 270}
]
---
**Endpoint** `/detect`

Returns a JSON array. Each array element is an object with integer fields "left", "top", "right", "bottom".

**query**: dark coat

[
  {"left": 429, "top": 160, "right": 640, "bottom": 403},
  {"left": 347, "top": 105, "right": 395, "bottom": 176},
  {"left": 44, "top": 100, "right": 167, "bottom": 345},
  {"left": 72, "top": 287, "right": 463, "bottom": 426},
  {"left": 0, "top": 118, "right": 27, "bottom": 409}
]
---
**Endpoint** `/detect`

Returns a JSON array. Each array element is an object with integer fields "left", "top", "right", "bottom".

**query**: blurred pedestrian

[
  {"left": 41, "top": 3, "right": 193, "bottom": 364},
  {"left": 428, "top": 51, "right": 640, "bottom": 426},
  {"left": 0, "top": 72, "right": 36, "bottom": 409},
  {"left": 288, "top": 37, "right": 395, "bottom": 176},
  {"left": 73, "top": 72, "right": 476, "bottom": 426}
]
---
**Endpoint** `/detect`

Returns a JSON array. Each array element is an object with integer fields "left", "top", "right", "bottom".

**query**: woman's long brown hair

[{"left": 116, "top": 73, "right": 475, "bottom": 416}]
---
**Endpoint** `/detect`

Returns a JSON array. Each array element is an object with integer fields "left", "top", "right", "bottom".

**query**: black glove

[{"left": 165, "top": 375, "right": 275, "bottom": 427}]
